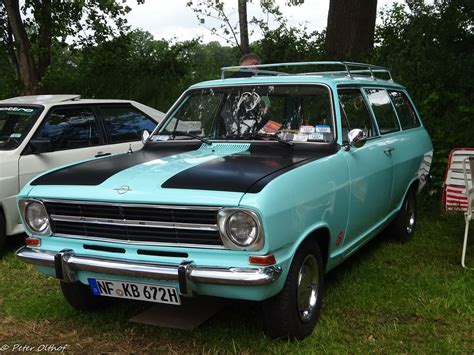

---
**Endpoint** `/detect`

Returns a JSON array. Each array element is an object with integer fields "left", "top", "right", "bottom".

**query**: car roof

[
  {"left": 190, "top": 74, "right": 405, "bottom": 91},
  {"left": 191, "top": 61, "right": 406, "bottom": 91},
  {"left": 0, "top": 95, "right": 82, "bottom": 105},
  {"left": 0, "top": 95, "right": 140, "bottom": 106},
  {"left": 0, "top": 95, "right": 165, "bottom": 122}
]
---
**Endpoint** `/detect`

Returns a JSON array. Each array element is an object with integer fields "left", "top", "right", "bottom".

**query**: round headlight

[
  {"left": 25, "top": 201, "right": 50, "bottom": 234},
  {"left": 226, "top": 211, "right": 258, "bottom": 247}
]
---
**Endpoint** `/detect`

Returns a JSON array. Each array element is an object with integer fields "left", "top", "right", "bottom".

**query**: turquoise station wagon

[{"left": 16, "top": 62, "right": 433, "bottom": 339}]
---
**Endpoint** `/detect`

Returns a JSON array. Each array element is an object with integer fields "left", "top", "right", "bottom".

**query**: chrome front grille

[{"left": 44, "top": 200, "right": 223, "bottom": 247}]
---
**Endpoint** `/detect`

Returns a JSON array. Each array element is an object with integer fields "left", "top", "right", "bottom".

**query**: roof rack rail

[{"left": 221, "top": 61, "right": 393, "bottom": 82}]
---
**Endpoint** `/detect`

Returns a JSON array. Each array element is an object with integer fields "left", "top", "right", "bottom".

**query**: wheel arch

[
  {"left": 305, "top": 227, "right": 330, "bottom": 272},
  {"left": 0, "top": 204, "right": 5, "bottom": 230},
  {"left": 289, "top": 225, "right": 331, "bottom": 273},
  {"left": 400, "top": 177, "right": 420, "bottom": 208}
]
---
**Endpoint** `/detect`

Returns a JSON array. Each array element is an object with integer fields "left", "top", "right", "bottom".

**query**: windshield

[
  {"left": 152, "top": 85, "right": 334, "bottom": 143},
  {"left": 0, "top": 105, "right": 43, "bottom": 150}
]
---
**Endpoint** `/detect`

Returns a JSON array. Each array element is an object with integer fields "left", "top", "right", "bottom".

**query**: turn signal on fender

[
  {"left": 249, "top": 254, "right": 276, "bottom": 265},
  {"left": 25, "top": 237, "right": 41, "bottom": 247}
]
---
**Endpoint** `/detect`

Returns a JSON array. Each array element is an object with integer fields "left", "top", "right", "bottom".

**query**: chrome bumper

[{"left": 16, "top": 246, "right": 281, "bottom": 296}]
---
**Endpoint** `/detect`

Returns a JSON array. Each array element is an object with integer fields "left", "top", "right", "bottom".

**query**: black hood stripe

[
  {"left": 30, "top": 142, "right": 202, "bottom": 186},
  {"left": 162, "top": 143, "right": 340, "bottom": 193}
]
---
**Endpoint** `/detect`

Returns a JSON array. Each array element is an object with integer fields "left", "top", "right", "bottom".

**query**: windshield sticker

[
  {"left": 300, "top": 125, "right": 315, "bottom": 134},
  {"left": 308, "top": 133, "right": 325, "bottom": 141},
  {"left": 10, "top": 133, "right": 21, "bottom": 138},
  {"left": 0, "top": 107, "right": 35, "bottom": 113},
  {"left": 260, "top": 120, "right": 282, "bottom": 134},
  {"left": 315, "top": 125, "right": 331, "bottom": 133},
  {"left": 154, "top": 135, "right": 170, "bottom": 141},
  {"left": 293, "top": 134, "right": 309, "bottom": 142}
]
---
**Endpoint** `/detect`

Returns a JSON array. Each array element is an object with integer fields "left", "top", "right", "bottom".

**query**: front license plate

[{"left": 87, "top": 278, "right": 181, "bottom": 305}]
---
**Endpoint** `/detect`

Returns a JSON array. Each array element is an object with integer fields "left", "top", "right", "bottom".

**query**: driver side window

[
  {"left": 338, "top": 89, "right": 376, "bottom": 144},
  {"left": 33, "top": 107, "right": 103, "bottom": 151}
]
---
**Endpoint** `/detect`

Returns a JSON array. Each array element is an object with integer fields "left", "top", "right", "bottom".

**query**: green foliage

[
  {"left": 39, "top": 30, "right": 238, "bottom": 111},
  {"left": 254, "top": 26, "right": 325, "bottom": 64},
  {"left": 0, "top": 52, "right": 19, "bottom": 98},
  {"left": 373, "top": 0, "right": 474, "bottom": 185},
  {"left": 1, "top": 0, "right": 472, "bottom": 186}
]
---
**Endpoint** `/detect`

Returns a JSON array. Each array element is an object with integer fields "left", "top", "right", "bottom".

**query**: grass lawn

[{"left": 0, "top": 198, "right": 473, "bottom": 353}]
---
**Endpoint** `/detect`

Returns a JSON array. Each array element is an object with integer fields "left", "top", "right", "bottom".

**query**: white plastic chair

[{"left": 461, "top": 157, "right": 474, "bottom": 269}]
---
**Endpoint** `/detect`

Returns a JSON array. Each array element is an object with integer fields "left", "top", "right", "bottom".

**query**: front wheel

[
  {"left": 262, "top": 239, "right": 324, "bottom": 340},
  {"left": 60, "top": 281, "right": 108, "bottom": 311},
  {"left": 389, "top": 188, "right": 417, "bottom": 243},
  {"left": 0, "top": 212, "right": 6, "bottom": 251}
]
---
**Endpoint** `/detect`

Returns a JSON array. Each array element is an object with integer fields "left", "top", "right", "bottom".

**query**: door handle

[
  {"left": 95, "top": 152, "right": 111, "bottom": 158},
  {"left": 383, "top": 147, "right": 395, "bottom": 154}
]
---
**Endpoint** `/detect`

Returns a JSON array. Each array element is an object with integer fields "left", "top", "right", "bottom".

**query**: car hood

[{"left": 26, "top": 141, "right": 339, "bottom": 206}]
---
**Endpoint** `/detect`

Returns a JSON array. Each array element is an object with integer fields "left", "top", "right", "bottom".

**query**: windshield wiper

[{"left": 168, "top": 130, "right": 212, "bottom": 145}]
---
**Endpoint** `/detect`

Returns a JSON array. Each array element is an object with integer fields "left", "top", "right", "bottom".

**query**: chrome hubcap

[
  {"left": 297, "top": 254, "right": 319, "bottom": 323},
  {"left": 405, "top": 195, "right": 416, "bottom": 234}
]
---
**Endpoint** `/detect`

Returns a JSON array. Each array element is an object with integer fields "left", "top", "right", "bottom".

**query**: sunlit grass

[{"left": 1, "top": 197, "right": 472, "bottom": 352}]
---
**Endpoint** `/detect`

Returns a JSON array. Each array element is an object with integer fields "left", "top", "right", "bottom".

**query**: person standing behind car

[{"left": 231, "top": 53, "right": 261, "bottom": 78}]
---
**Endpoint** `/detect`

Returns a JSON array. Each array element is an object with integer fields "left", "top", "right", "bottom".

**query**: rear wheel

[
  {"left": 389, "top": 188, "right": 417, "bottom": 242},
  {"left": 60, "top": 281, "right": 108, "bottom": 311},
  {"left": 262, "top": 239, "right": 324, "bottom": 340},
  {"left": 0, "top": 212, "right": 6, "bottom": 251}
]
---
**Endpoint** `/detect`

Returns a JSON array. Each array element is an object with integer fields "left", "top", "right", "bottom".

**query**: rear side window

[
  {"left": 365, "top": 89, "right": 400, "bottom": 134},
  {"left": 338, "top": 89, "right": 376, "bottom": 143},
  {"left": 34, "top": 107, "right": 102, "bottom": 151},
  {"left": 388, "top": 91, "right": 420, "bottom": 129},
  {"left": 100, "top": 106, "right": 157, "bottom": 144}
]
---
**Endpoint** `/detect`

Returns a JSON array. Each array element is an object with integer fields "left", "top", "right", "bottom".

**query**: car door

[
  {"left": 97, "top": 104, "right": 158, "bottom": 155},
  {"left": 339, "top": 88, "right": 393, "bottom": 253},
  {"left": 18, "top": 106, "right": 106, "bottom": 189},
  {"left": 385, "top": 90, "right": 427, "bottom": 212}
]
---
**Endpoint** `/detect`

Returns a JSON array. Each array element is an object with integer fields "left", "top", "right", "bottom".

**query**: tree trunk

[
  {"left": 5, "top": 20, "right": 19, "bottom": 80},
  {"left": 238, "top": 0, "right": 250, "bottom": 54},
  {"left": 325, "top": 0, "right": 377, "bottom": 61},
  {"left": 3, "top": 0, "right": 38, "bottom": 94},
  {"left": 37, "top": 0, "right": 52, "bottom": 81}
]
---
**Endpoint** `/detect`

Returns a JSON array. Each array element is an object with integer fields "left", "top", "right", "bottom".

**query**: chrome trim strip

[
  {"left": 42, "top": 199, "right": 221, "bottom": 211},
  {"left": 52, "top": 233, "right": 226, "bottom": 249},
  {"left": 50, "top": 215, "right": 219, "bottom": 232},
  {"left": 16, "top": 246, "right": 281, "bottom": 286}
]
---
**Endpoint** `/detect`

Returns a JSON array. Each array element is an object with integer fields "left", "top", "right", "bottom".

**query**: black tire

[
  {"left": 389, "top": 187, "right": 417, "bottom": 243},
  {"left": 262, "top": 239, "right": 324, "bottom": 340},
  {"left": 0, "top": 212, "right": 6, "bottom": 251},
  {"left": 60, "top": 281, "right": 108, "bottom": 311}
]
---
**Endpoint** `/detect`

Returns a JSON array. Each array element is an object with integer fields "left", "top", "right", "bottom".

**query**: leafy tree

[
  {"left": 0, "top": 0, "right": 143, "bottom": 95},
  {"left": 254, "top": 25, "right": 324, "bottom": 64},
  {"left": 373, "top": 0, "right": 474, "bottom": 183},
  {"left": 186, "top": 0, "right": 304, "bottom": 54},
  {"left": 37, "top": 30, "right": 238, "bottom": 111}
]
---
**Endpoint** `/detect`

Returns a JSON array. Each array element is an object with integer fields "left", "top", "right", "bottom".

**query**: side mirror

[
  {"left": 29, "top": 139, "right": 53, "bottom": 154},
  {"left": 347, "top": 129, "right": 367, "bottom": 148},
  {"left": 141, "top": 130, "right": 150, "bottom": 144}
]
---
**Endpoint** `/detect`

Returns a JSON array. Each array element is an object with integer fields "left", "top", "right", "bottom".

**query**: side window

[
  {"left": 100, "top": 106, "right": 158, "bottom": 144},
  {"left": 365, "top": 89, "right": 400, "bottom": 134},
  {"left": 338, "top": 89, "right": 376, "bottom": 143},
  {"left": 388, "top": 91, "right": 420, "bottom": 129},
  {"left": 34, "top": 107, "right": 102, "bottom": 151}
]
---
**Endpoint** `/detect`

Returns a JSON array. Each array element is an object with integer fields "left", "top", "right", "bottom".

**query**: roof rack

[{"left": 221, "top": 61, "right": 393, "bottom": 82}]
